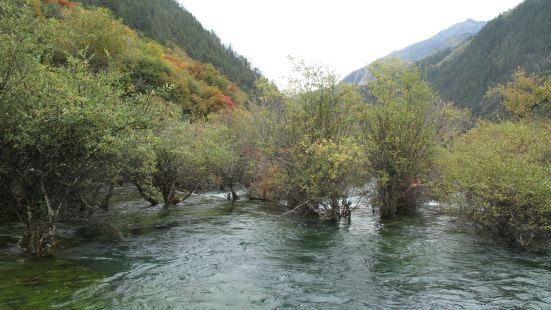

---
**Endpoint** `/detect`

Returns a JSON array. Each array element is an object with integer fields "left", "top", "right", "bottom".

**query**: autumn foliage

[
  {"left": 46, "top": 0, "right": 76, "bottom": 8},
  {"left": 162, "top": 53, "right": 188, "bottom": 70},
  {"left": 160, "top": 49, "right": 239, "bottom": 113}
]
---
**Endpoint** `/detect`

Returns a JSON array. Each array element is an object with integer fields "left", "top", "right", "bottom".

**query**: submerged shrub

[
  {"left": 362, "top": 59, "right": 438, "bottom": 217},
  {"left": 438, "top": 120, "right": 551, "bottom": 247}
]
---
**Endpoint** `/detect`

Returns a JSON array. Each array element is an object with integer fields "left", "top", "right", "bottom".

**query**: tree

[
  {"left": 486, "top": 68, "right": 551, "bottom": 119},
  {"left": 241, "top": 78, "right": 287, "bottom": 201},
  {"left": 362, "top": 59, "right": 437, "bottom": 217},
  {"left": 151, "top": 123, "right": 209, "bottom": 206},
  {"left": 0, "top": 55, "right": 150, "bottom": 255},
  {"left": 0, "top": 1, "right": 160, "bottom": 255},
  {"left": 209, "top": 109, "right": 255, "bottom": 200},
  {"left": 252, "top": 60, "right": 366, "bottom": 220}
]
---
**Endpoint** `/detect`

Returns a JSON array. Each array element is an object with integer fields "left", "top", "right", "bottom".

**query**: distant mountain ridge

[{"left": 343, "top": 19, "right": 487, "bottom": 84}]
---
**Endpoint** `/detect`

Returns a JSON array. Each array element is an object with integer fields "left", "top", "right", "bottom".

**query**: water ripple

[{"left": 1, "top": 198, "right": 550, "bottom": 309}]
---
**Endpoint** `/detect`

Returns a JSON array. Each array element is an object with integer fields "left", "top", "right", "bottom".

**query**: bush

[{"left": 438, "top": 120, "right": 551, "bottom": 247}]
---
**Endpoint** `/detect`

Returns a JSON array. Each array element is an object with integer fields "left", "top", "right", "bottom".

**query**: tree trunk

[
  {"left": 378, "top": 181, "right": 398, "bottom": 218},
  {"left": 378, "top": 176, "right": 420, "bottom": 218},
  {"left": 230, "top": 183, "right": 239, "bottom": 201},
  {"left": 161, "top": 180, "right": 176, "bottom": 207},
  {"left": 99, "top": 183, "right": 115, "bottom": 210},
  {"left": 20, "top": 208, "right": 59, "bottom": 257},
  {"left": 179, "top": 190, "right": 193, "bottom": 202},
  {"left": 329, "top": 198, "right": 340, "bottom": 220},
  {"left": 342, "top": 199, "right": 352, "bottom": 223},
  {"left": 134, "top": 182, "right": 159, "bottom": 206}
]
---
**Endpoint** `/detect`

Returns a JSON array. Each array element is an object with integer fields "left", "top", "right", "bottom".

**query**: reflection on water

[{"left": 1, "top": 193, "right": 551, "bottom": 309}]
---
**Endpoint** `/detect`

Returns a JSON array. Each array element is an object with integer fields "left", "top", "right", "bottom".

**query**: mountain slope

[
  {"left": 420, "top": 0, "right": 551, "bottom": 115},
  {"left": 343, "top": 19, "right": 486, "bottom": 84},
  {"left": 40, "top": 0, "right": 247, "bottom": 115},
  {"left": 78, "top": 0, "right": 260, "bottom": 92}
]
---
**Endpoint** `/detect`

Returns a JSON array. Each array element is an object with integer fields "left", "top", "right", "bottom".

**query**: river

[{"left": 1, "top": 190, "right": 550, "bottom": 309}]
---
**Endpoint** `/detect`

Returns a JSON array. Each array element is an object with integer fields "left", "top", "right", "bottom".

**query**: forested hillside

[
  {"left": 78, "top": 0, "right": 261, "bottom": 92},
  {"left": 420, "top": 0, "right": 551, "bottom": 116}
]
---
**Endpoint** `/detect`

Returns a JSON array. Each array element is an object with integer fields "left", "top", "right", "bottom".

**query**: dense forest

[
  {"left": 420, "top": 0, "right": 551, "bottom": 116},
  {"left": 1, "top": 0, "right": 551, "bottom": 271},
  {"left": 77, "top": 0, "right": 261, "bottom": 93}
]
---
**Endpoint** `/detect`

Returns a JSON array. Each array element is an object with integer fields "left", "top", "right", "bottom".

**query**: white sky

[{"left": 177, "top": 0, "right": 523, "bottom": 86}]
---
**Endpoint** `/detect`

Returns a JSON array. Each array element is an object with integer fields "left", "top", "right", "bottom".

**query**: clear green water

[{"left": 1, "top": 193, "right": 551, "bottom": 309}]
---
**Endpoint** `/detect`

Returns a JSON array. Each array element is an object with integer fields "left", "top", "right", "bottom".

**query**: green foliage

[
  {"left": 420, "top": 0, "right": 551, "bottom": 116},
  {"left": 0, "top": 1, "right": 190, "bottom": 255},
  {"left": 437, "top": 69, "right": 551, "bottom": 247},
  {"left": 251, "top": 60, "right": 366, "bottom": 219},
  {"left": 53, "top": 6, "right": 138, "bottom": 70},
  {"left": 208, "top": 109, "right": 257, "bottom": 200},
  {"left": 362, "top": 59, "right": 438, "bottom": 217},
  {"left": 437, "top": 120, "right": 551, "bottom": 247},
  {"left": 0, "top": 0, "right": 258, "bottom": 257},
  {"left": 486, "top": 68, "right": 551, "bottom": 119},
  {"left": 6, "top": 0, "right": 551, "bottom": 258},
  {"left": 152, "top": 123, "right": 203, "bottom": 205},
  {"left": 0, "top": 47, "right": 151, "bottom": 255},
  {"left": 430, "top": 101, "right": 473, "bottom": 147},
  {"left": 53, "top": 2, "right": 246, "bottom": 115}
]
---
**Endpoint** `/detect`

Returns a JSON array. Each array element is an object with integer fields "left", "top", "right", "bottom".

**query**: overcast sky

[{"left": 177, "top": 0, "right": 523, "bottom": 86}]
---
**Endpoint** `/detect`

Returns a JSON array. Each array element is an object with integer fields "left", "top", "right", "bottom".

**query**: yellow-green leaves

[
  {"left": 438, "top": 120, "right": 551, "bottom": 246},
  {"left": 247, "top": 60, "right": 366, "bottom": 216},
  {"left": 55, "top": 7, "right": 138, "bottom": 70},
  {"left": 362, "top": 59, "right": 437, "bottom": 216},
  {"left": 487, "top": 68, "right": 551, "bottom": 119}
]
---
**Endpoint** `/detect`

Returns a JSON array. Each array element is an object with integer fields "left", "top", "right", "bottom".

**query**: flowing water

[{"left": 1, "top": 190, "right": 551, "bottom": 309}]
